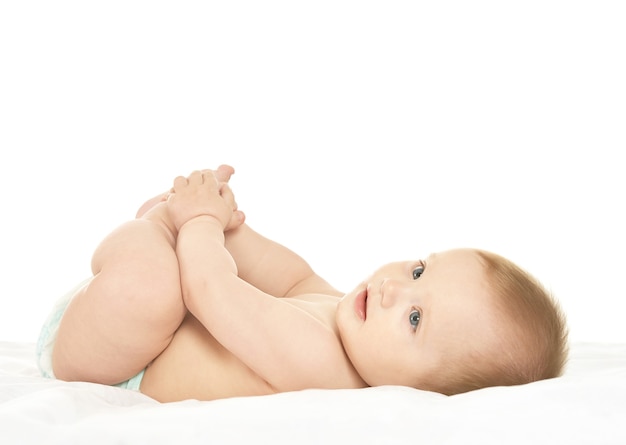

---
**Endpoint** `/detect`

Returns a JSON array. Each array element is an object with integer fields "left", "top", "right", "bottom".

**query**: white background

[{"left": 1, "top": 1, "right": 624, "bottom": 344}]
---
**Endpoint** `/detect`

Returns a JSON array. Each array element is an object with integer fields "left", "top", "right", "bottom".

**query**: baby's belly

[{"left": 139, "top": 314, "right": 275, "bottom": 402}]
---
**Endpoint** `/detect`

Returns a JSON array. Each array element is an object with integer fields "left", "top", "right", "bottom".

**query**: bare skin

[
  {"left": 52, "top": 201, "right": 186, "bottom": 387},
  {"left": 52, "top": 166, "right": 505, "bottom": 402},
  {"left": 52, "top": 167, "right": 365, "bottom": 402},
  {"left": 159, "top": 170, "right": 367, "bottom": 397},
  {"left": 140, "top": 296, "right": 346, "bottom": 401}
]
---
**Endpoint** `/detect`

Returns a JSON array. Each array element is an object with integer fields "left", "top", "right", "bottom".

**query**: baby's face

[{"left": 336, "top": 248, "right": 502, "bottom": 389}]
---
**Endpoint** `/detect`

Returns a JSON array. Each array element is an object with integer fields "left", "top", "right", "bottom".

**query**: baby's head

[{"left": 336, "top": 248, "right": 568, "bottom": 395}]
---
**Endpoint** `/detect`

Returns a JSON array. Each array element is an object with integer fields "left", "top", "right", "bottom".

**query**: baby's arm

[
  {"left": 215, "top": 165, "right": 341, "bottom": 298},
  {"left": 142, "top": 164, "right": 341, "bottom": 298},
  {"left": 225, "top": 224, "right": 342, "bottom": 298},
  {"left": 168, "top": 171, "right": 346, "bottom": 391}
]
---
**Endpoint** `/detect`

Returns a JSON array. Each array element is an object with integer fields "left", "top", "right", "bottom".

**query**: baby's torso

[{"left": 140, "top": 294, "right": 362, "bottom": 402}]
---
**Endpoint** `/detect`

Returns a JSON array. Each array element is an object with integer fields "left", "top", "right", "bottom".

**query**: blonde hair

[{"left": 432, "top": 249, "right": 569, "bottom": 395}]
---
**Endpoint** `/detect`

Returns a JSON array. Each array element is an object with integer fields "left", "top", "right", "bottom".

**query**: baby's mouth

[{"left": 355, "top": 288, "right": 368, "bottom": 321}]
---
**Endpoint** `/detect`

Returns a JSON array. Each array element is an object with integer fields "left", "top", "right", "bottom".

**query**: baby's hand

[
  {"left": 203, "top": 165, "right": 245, "bottom": 231},
  {"left": 219, "top": 182, "right": 246, "bottom": 231},
  {"left": 167, "top": 170, "right": 234, "bottom": 231}
]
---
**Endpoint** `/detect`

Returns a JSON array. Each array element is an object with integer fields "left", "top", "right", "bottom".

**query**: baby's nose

[{"left": 379, "top": 278, "right": 410, "bottom": 308}]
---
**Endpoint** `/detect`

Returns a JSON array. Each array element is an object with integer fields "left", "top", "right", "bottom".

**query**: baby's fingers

[
  {"left": 215, "top": 164, "right": 235, "bottom": 183},
  {"left": 178, "top": 170, "right": 220, "bottom": 190},
  {"left": 220, "top": 183, "right": 245, "bottom": 231},
  {"left": 199, "top": 165, "right": 235, "bottom": 185},
  {"left": 187, "top": 170, "right": 206, "bottom": 186},
  {"left": 225, "top": 210, "right": 246, "bottom": 231},
  {"left": 172, "top": 175, "right": 188, "bottom": 191},
  {"left": 220, "top": 183, "right": 238, "bottom": 210}
]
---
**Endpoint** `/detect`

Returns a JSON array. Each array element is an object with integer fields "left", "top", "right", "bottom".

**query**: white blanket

[{"left": 1, "top": 341, "right": 625, "bottom": 444}]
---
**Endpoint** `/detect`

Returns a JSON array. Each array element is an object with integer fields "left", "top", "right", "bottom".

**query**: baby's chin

[
  {"left": 351, "top": 363, "right": 405, "bottom": 388},
  {"left": 334, "top": 296, "right": 351, "bottom": 333},
  {"left": 336, "top": 286, "right": 358, "bottom": 312}
]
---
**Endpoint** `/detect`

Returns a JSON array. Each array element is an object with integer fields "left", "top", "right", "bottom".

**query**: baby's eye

[
  {"left": 412, "top": 265, "right": 424, "bottom": 280},
  {"left": 409, "top": 309, "right": 421, "bottom": 330}
]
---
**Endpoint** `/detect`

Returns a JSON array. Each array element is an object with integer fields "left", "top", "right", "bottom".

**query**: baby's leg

[
  {"left": 52, "top": 202, "right": 186, "bottom": 385},
  {"left": 135, "top": 192, "right": 168, "bottom": 219}
]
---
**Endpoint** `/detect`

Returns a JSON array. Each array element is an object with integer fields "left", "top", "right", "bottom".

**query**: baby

[{"left": 38, "top": 166, "right": 568, "bottom": 402}]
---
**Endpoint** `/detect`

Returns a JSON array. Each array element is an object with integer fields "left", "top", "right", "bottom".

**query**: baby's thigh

[{"left": 52, "top": 221, "right": 186, "bottom": 385}]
